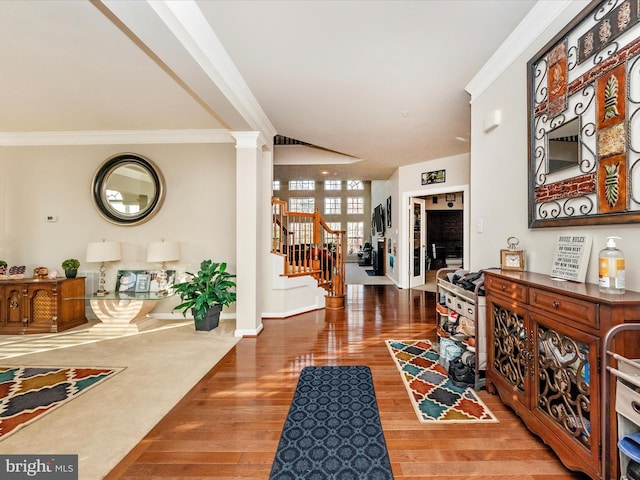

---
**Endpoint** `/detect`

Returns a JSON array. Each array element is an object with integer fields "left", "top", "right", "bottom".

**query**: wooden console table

[
  {"left": 484, "top": 269, "right": 640, "bottom": 479},
  {"left": 0, "top": 277, "right": 87, "bottom": 334}
]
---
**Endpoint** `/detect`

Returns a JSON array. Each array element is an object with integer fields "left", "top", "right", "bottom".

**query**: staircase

[{"left": 272, "top": 198, "right": 346, "bottom": 308}]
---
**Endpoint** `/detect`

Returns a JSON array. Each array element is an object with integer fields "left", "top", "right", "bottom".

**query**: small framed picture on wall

[{"left": 386, "top": 196, "right": 392, "bottom": 227}]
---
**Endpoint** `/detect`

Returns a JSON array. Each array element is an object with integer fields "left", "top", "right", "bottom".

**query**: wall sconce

[
  {"left": 147, "top": 240, "right": 180, "bottom": 295},
  {"left": 86, "top": 239, "right": 121, "bottom": 296}
]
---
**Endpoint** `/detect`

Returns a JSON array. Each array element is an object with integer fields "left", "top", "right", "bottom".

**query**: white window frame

[
  {"left": 289, "top": 180, "right": 315, "bottom": 191},
  {"left": 347, "top": 197, "right": 364, "bottom": 215},
  {"left": 289, "top": 197, "right": 315, "bottom": 213},
  {"left": 346, "top": 180, "right": 364, "bottom": 190},
  {"left": 324, "top": 180, "right": 342, "bottom": 190},
  {"left": 324, "top": 197, "right": 341, "bottom": 215},
  {"left": 347, "top": 221, "right": 364, "bottom": 255}
]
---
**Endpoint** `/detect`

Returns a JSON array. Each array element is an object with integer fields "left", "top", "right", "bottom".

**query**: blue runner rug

[{"left": 269, "top": 365, "right": 394, "bottom": 480}]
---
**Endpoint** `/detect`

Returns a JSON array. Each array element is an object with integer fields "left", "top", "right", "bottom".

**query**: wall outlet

[{"left": 46, "top": 215, "right": 58, "bottom": 222}]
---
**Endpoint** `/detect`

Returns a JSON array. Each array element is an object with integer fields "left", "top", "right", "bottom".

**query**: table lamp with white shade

[
  {"left": 86, "top": 239, "right": 121, "bottom": 296},
  {"left": 147, "top": 240, "right": 180, "bottom": 295}
]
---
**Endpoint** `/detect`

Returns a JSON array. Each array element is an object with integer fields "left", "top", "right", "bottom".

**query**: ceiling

[{"left": 0, "top": 0, "right": 538, "bottom": 180}]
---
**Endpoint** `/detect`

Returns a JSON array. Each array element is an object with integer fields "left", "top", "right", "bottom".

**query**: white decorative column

[{"left": 232, "top": 131, "right": 265, "bottom": 337}]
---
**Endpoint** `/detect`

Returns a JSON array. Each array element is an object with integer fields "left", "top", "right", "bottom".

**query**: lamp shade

[
  {"left": 147, "top": 241, "right": 180, "bottom": 263},
  {"left": 86, "top": 241, "right": 121, "bottom": 263}
]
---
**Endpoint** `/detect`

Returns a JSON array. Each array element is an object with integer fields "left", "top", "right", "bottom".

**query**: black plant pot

[
  {"left": 64, "top": 269, "right": 77, "bottom": 279},
  {"left": 195, "top": 304, "right": 222, "bottom": 331}
]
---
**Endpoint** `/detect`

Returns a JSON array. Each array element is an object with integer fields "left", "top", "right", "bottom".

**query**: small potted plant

[
  {"left": 61, "top": 258, "right": 80, "bottom": 278},
  {"left": 172, "top": 260, "right": 237, "bottom": 331}
]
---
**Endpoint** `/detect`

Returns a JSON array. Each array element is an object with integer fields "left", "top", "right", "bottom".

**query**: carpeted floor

[
  {"left": 386, "top": 339, "right": 498, "bottom": 423},
  {"left": 0, "top": 319, "right": 240, "bottom": 480},
  {"left": 0, "top": 366, "right": 124, "bottom": 440},
  {"left": 270, "top": 365, "right": 394, "bottom": 480}
]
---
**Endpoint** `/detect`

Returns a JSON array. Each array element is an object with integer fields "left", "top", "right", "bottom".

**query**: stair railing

[{"left": 272, "top": 198, "right": 346, "bottom": 300}]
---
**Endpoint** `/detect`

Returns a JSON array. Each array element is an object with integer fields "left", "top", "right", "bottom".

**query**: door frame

[
  {"left": 399, "top": 184, "right": 469, "bottom": 289},
  {"left": 409, "top": 197, "right": 426, "bottom": 288}
]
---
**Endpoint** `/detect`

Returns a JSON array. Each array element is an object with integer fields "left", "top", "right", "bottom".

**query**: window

[
  {"left": 289, "top": 198, "right": 315, "bottom": 213},
  {"left": 346, "top": 180, "right": 364, "bottom": 190},
  {"left": 324, "top": 180, "right": 341, "bottom": 190},
  {"left": 106, "top": 189, "right": 139, "bottom": 213},
  {"left": 325, "top": 222, "right": 341, "bottom": 232},
  {"left": 347, "top": 222, "right": 364, "bottom": 255},
  {"left": 347, "top": 197, "right": 364, "bottom": 214},
  {"left": 272, "top": 180, "right": 280, "bottom": 191},
  {"left": 324, "top": 198, "right": 341, "bottom": 215},
  {"left": 289, "top": 180, "right": 315, "bottom": 190}
]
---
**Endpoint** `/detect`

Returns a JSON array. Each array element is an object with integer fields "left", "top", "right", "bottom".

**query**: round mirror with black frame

[{"left": 92, "top": 153, "right": 165, "bottom": 226}]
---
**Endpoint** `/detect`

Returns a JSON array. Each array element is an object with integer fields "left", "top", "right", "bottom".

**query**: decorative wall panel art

[{"left": 529, "top": 0, "right": 640, "bottom": 226}]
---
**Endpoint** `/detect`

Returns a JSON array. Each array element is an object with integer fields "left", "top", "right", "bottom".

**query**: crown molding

[
  {"left": 0, "top": 129, "right": 234, "bottom": 146},
  {"left": 466, "top": 0, "right": 586, "bottom": 101}
]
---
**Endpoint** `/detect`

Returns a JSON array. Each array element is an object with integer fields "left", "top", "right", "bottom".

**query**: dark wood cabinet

[
  {"left": 484, "top": 269, "right": 640, "bottom": 480},
  {"left": 0, "top": 277, "right": 87, "bottom": 334}
]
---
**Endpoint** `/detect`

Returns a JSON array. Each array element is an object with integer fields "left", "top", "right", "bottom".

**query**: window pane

[
  {"left": 347, "top": 197, "right": 364, "bottom": 214},
  {"left": 346, "top": 180, "right": 364, "bottom": 190},
  {"left": 326, "top": 222, "right": 341, "bottom": 231},
  {"left": 272, "top": 180, "right": 280, "bottom": 191},
  {"left": 324, "top": 180, "right": 341, "bottom": 190},
  {"left": 347, "top": 221, "right": 364, "bottom": 255},
  {"left": 289, "top": 198, "right": 315, "bottom": 213},
  {"left": 288, "top": 180, "right": 315, "bottom": 190},
  {"left": 324, "top": 197, "right": 341, "bottom": 215}
]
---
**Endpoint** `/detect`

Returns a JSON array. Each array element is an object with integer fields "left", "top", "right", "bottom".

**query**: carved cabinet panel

[
  {"left": 0, "top": 277, "right": 87, "bottom": 334},
  {"left": 485, "top": 269, "right": 640, "bottom": 480}
]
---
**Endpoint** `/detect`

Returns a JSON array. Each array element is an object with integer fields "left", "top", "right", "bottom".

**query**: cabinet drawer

[
  {"left": 485, "top": 275, "right": 527, "bottom": 303},
  {"left": 530, "top": 288, "right": 598, "bottom": 329},
  {"left": 617, "top": 380, "right": 640, "bottom": 425}
]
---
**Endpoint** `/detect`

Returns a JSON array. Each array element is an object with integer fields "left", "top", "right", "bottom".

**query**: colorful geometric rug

[
  {"left": 0, "top": 366, "right": 124, "bottom": 440},
  {"left": 270, "top": 365, "right": 394, "bottom": 480},
  {"left": 386, "top": 340, "right": 498, "bottom": 424}
]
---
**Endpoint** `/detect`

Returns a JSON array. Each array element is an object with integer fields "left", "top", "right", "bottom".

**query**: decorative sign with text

[{"left": 550, "top": 234, "right": 593, "bottom": 282}]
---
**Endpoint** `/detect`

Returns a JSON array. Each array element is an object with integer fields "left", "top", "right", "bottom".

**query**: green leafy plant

[
  {"left": 172, "top": 260, "right": 237, "bottom": 323},
  {"left": 61, "top": 258, "right": 80, "bottom": 270},
  {"left": 0, "top": 260, "right": 7, "bottom": 268}
]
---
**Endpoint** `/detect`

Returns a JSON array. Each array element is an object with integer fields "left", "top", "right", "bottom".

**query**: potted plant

[
  {"left": 61, "top": 258, "right": 80, "bottom": 278},
  {"left": 172, "top": 260, "right": 237, "bottom": 331}
]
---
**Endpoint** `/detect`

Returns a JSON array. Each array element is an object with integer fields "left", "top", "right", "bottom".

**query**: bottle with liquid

[{"left": 598, "top": 236, "right": 625, "bottom": 294}]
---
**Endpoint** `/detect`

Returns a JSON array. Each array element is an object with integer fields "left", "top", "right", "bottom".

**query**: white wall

[
  {"left": 0, "top": 143, "right": 237, "bottom": 314},
  {"left": 469, "top": 2, "right": 640, "bottom": 290},
  {"left": 372, "top": 152, "right": 470, "bottom": 287}
]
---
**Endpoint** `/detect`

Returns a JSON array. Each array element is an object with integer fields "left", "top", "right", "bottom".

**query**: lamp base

[{"left": 94, "top": 289, "right": 109, "bottom": 297}]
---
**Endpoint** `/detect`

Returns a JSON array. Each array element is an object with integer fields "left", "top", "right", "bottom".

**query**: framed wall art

[
  {"left": 386, "top": 196, "right": 392, "bottom": 227},
  {"left": 528, "top": 0, "right": 640, "bottom": 227},
  {"left": 421, "top": 169, "right": 446, "bottom": 185}
]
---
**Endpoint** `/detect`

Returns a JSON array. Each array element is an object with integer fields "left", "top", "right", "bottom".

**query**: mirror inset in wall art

[
  {"left": 528, "top": 0, "right": 640, "bottom": 227},
  {"left": 92, "top": 153, "right": 165, "bottom": 226}
]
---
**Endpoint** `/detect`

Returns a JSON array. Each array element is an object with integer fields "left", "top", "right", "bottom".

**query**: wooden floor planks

[{"left": 106, "top": 284, "right": 588, "bottom": 479}]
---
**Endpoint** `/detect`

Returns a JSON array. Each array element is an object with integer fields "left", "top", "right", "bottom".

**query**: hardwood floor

[{"left": 106, "top": 285, "right": 588, "bottom": 479}]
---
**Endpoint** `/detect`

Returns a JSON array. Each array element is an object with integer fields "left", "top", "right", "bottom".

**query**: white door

[{"left": 410, "top": 198, "right": 426, "bottom": 288}]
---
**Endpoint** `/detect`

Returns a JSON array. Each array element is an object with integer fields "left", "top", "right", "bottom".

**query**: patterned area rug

[
  {"left": 270, "top": 365, "right": 393, "bottom": 480},
  {"left": 0, "top": 366, "right": 124, "bottom": 440},
  {"left": 386, "top": 340, "right": 498, "bottom": 423}
]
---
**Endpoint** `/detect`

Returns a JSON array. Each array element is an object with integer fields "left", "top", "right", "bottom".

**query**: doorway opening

[{"left": 409, "top": 190, "right": 464, "bottom": 291}]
